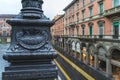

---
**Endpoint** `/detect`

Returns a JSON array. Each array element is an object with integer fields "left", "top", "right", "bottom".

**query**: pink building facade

[
  {"left": 51, "top": 15, "right": 64, "bottom": 36},
  {"left": 64, "top": 0, "right": 120, "bottom": 39}
]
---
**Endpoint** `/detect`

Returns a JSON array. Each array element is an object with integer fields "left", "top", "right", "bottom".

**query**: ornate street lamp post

[{"left": 2, "top": 0, "right": 58, "bottom": 80}]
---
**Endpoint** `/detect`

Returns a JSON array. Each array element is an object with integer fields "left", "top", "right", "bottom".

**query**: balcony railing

[
  {"left": 56, "top": 35, "right": 120, "bottom": 41},
  {"left": 65, "top": 21, "right": 79, "bottom": 27},
  {"left": 104, "top": 5, "right": 120, "bottom": 16}
]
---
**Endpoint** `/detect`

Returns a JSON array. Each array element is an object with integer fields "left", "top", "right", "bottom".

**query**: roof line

[{"left": 63, "top": 0, "right": 78, "bottom": 11}]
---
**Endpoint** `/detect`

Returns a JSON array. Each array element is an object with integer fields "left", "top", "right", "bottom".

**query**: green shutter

[
  {"left": 90, "top": 26, "right": 92, "bottom": 35},
  {"left": 113, "top": 22, "right": 119, "bottom": 27}
]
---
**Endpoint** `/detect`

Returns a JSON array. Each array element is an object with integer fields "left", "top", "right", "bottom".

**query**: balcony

[
  {"left": 104, "top": 6, "right": 120, "bottom": 17},
  {"left": 65, "top": 24, "right": 69, "bottom": 27},
  {"left": 69, "top": 22, "right": 75, "bottom": 27},
  {"left": 60, "top": 35, "right": 120, "bottom": 42}
]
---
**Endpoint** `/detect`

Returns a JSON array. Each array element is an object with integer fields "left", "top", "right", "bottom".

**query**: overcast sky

[{"left": 0, "top": 0, "right": 72, "bottom": 19}]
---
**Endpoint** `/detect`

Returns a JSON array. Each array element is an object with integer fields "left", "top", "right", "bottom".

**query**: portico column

[
  {"left": 58, "top": 41, "right": 61, "bottom": 48},
  {"left": 62, "top": 42, "right": 63, "bottom": 49},
  {"left": 60, "top": 42, "right": 62, "bottom": 48},
  {"left": 68, "top": 44, "right": 71, "bottom": 54},
  {"left": 106, "top": 55, "right": 112, "bottom": 78},
  {"left": 74, "top": 45, "right": 77, "bottom": 58},
  {"left": 65, "top": 43, "right": 67, "bottom": 51},
  {"left": 86, "top": 51, "right": 90, "bottom": 65},
  {"left": 69, "top": 45, "right": 72, "bottom": 54},
  {"left": 74, "top": 51, "right": 77, "bottom": 58},
  {"left": 79, "top": 52, "right": 82, "bottom": 61},
  {"left": 94, "top": 52, "right": 99, "bottom": 69}
]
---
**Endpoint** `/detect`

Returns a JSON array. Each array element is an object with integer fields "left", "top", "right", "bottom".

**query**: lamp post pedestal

[{"left": 2, "top": 0, "right": 58, "bottom": 80}]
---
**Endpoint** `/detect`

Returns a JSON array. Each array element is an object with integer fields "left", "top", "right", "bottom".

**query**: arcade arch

[
  {"left": 109, "top": 47, "right": 120, "bottom": 80},
  {"left": 88, "top": 44, "right": 95, "bottom": 66}
]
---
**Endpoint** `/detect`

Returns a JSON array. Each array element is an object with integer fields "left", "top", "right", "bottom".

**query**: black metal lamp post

[{"left": 2, "top": 0, "right": 58, "bottom": 80}]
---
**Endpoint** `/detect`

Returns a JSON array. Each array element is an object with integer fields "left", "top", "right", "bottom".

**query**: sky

[{"left": 0, "top": 0, "right": 72, "bottom": 19}]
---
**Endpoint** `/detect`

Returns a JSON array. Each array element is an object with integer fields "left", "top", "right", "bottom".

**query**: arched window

[
  {"left": 76, "top": 42, "right": 81, "bottom": 53},
  {"left": 111, "top": 49, "right": 120, "bottom": 80},
  {"left": 98, "top": 46, "right": 107, "bottom": 72},
  {"left": 72, "top": 42, "right": 75, "bottom": 51}
]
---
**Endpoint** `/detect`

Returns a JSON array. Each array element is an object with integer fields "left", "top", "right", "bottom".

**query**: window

[
  {"left": 90, "top": 0, "right": 93, "bottom": 2},
  {"left": 114, "top": 0, "right": 119, "bottom": 7},
  {"left": 65, "top": 28, "right": 67, "bottom": 35},
  {"left": 82, "top": 0, "right": 85, "bottom": 7},
  {"left": 72, "top": 42, "right": 75, "bottom": 51},
  {"left": 72, "top": 5, "right": 74, "bottom": 14},
  {"left": 0, "top": 24, "right": 2, "bottom": 27},
  {"left": 69, "top": 17, "right": 71, "bottom": 24},
  {"left": 76, "top": 13, "right": 79, "bottom": 22},
  {"left": 113, "top": 22, "right": 119, "bottom": 36},
  {"left": 2, "top": 31, "right": 7, "bottom": 36},
  {"left": 76, "top": 42, "right": 80, "bottom": 53},
  {"left": 82, "top": 10, "right": 85, "bottom": 20},
  {"left": 77, "top": 0, "right": 79, "bottom": 10},
  {"left": 76, "top": 25, "right": 79, "bottom": 35},
  {"left": 89, "top": 7, "right": 93, "bottom": 17},
  {"left": 72, "top": 28, "right": 74, "bottom": 36},
  {"left": 99, "top": 24, "right": 104, "bottom": 35},
  {"left": 88, "top": 22, "right": 93, "bottom": 36},
  {"left": 89, "top": 26, "right": 93, "bottom": 36},
  {"left": 81, "top": 24, "right": 85, "bottom": 35},
  {"left": 66, "top": 19, "right": 67, "bottom": 25},
  {"left": 99, "top": 2, "right": 104, "bottom": 13},
  {"left": 72, "top": 15, "right": 74, "bottom": 22},
  {"left": 69, "top": 28, "right": 70, "bottom": 35},
  {"left": 82, "top": 27, "right": 85, "bottom": 35},
  {"left": 98, "top": 20, "right": 105, "bottom": 37}
]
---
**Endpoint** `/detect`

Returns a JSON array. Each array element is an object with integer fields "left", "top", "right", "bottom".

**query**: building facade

[
  {"left": 0, "top": 14, "right": 16, "bottom": 43},
  {"left": 52, "top": 0, "right": 120, "bottom": 80},
  {"left": 0, "top": 14, "right": 15, "bottom": 36},
  {"left": 51, "top": 14, "right": 64, "bottom": 36}
]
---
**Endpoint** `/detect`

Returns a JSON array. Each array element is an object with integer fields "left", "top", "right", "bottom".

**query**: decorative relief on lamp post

[
  {"left": 16, "top": 29, "right": 48, "bottom": 50},
  {"left": 2, "top": 0, "right": 58, "bottom": 80}
]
